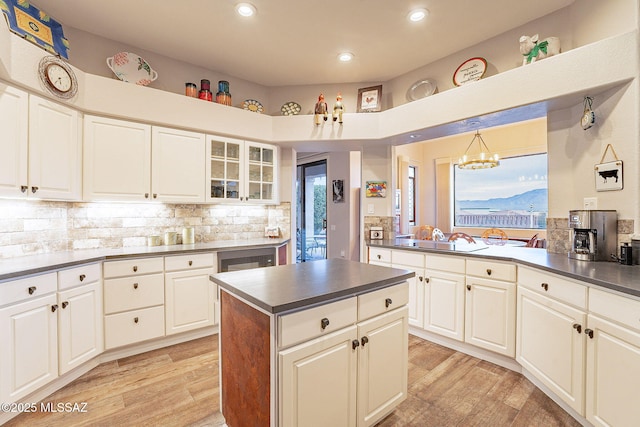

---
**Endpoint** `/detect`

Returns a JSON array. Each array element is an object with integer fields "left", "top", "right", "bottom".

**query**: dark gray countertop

[
  {"left": 369, "top": 239, "right": 640, "bottom": 298},
  {"left": 0, "top": 239, "right": 288, "bottom": 282},
  {"left": 210, "top": 258, "right": 415, "bottom": 314}
]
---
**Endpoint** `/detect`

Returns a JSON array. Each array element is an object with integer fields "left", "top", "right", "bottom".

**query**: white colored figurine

[
  {"left": 332, "top": 93, "right": 344, "bottom": 124},
  {"left": 519, "top": 34, "right": 560, "bottom": 65}
]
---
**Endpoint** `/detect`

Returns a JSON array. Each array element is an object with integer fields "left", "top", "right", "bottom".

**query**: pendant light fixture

[{"left": 457, "top": 130, "right": 500, "bottom": 169}]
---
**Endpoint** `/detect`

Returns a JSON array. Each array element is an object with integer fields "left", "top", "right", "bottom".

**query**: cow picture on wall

[{"left": 595, "top": 160, "right": 623, "bottom": 191}]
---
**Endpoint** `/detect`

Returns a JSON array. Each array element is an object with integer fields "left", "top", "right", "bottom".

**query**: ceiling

[{"left": 32, "top": 0, "right": 574, "bottom": 87}]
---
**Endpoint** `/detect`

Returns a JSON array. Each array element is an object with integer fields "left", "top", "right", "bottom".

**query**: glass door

[
  {"left": 296, "top": 160, "right": 327, "bottom": 262},
  {"left": 207, "top": 136, "right": 242, "bottom": 202}
]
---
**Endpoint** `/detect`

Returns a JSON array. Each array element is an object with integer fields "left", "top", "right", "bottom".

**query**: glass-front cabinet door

[
  {"left": 206, "top": 136, "right": 243, "bottom": 202},
  {"left": 206, "top": 137, "right": 278, "bottom": 204},
  {"left": 245, "top": 142, "right": 276, "bottom": 202}
]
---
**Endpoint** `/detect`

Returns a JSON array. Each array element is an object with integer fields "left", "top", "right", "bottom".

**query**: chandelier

[{"left": 457, "top": 130, "right": 500, "bottom": 170}]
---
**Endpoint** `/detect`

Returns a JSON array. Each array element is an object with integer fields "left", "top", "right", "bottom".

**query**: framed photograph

[
  {"left": 366, "top": 181, "right": 387, "bottom": 198},
  {"left": 595, "top": 161, "right": 623, "bottom": 191},
  {"left": 357, "top": 85, "right": 382, "bottom": 112},
  {"left": 332, "top": 179, "right": 344, "bottom": 203}
]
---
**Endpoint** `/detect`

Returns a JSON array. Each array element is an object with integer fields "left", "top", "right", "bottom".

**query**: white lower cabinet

[
  {"left": 516, "top": 270, "right": 587, "bottom": 415},
  {"left": 465, "top": 259, "right": 516, "bottom": 357},
  {"left": 57, "top": 263, "right": 104, "bottom": 375},
  {"left": 279, "top": 283, "right": 408, "bottom": 427},
  {"left": 423, "top": 254, "right": 465, "bottom": 341},
  {"left": 103, "top": 257, "right": 165, "bottom": 349},
  {"left": 164, "top": 253, "right": 217, "bottom": 335},
  {"left": 356, "top": 306, "right": 408, "bottom": 426},
  {"left": 0, "top": 273, "right": 59, "bottom": 403},
  {"left": 391, "top": 250, "right": 425, "bottom": 328},
  {"left": 585, "top": 287, "right": 640, "bottom": 427},
  {"left": 279, "top": 325, "right": 358, "bottom": 427}
]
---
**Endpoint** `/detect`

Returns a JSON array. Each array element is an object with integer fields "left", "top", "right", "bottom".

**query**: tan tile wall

[
  {"left": 0, "top": 200, "right": 291, "bottom": 259},
  {"left": 363, "top": 216, "right": 395, "bottom": 241}
]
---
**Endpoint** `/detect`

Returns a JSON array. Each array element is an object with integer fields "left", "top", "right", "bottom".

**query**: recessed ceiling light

[
  {"left": 236, "top": 3, "right": 256, "bottom": 17},
  {"left": 408, "top": 8, "right": 429, "bottom": 22},
  {"left": 338, "top": 52, "right": 354, "bottom": 62}
]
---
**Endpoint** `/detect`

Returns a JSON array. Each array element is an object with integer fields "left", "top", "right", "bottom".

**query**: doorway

[{"left": 296, "top": 160, "right": 327, "bottom": 262}]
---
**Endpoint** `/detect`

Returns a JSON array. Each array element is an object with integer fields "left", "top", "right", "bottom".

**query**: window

[
  {"left": 453, "top": 153, "right": 548, "bottom": 229},
  {"left": 408, "top": 166, "right": 416, "bottom": 226}
]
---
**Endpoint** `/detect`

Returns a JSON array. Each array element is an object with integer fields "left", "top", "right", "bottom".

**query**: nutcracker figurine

[
  {"left": 332, "top": 93, "right": 344, "bottom": 124},
  {"left": 314, "top": 93, "right": 328, "bottom": 125}
]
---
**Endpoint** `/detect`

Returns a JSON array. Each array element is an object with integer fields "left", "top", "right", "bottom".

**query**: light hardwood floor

[{"left": 4, "top": 334, "right": 581, "bottom": 427}]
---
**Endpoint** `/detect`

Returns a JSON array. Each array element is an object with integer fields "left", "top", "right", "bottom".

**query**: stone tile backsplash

[{"left": 0, "top": 200, "right": 291, "bottom": 259}]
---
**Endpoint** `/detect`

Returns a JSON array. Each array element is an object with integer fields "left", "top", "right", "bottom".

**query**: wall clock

[{"left": 38, "top": 56, "right": 78, "bottom": 99}]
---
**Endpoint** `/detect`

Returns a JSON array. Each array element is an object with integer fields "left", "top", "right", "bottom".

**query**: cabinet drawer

[
  {"left": 518, "top": 266, "right": 587, "bottom": 309},
  {"left": 358, "top": 282, "right": 409, "bottom": 321},
  {"left": 104, "top": 273, "right": 164, "bottom": 314},
  {"left": 0, "top": 272, "right": 57, "bottom": 307},
  {"left": 589, "top": 287, "right": 640, "bottom": 332},
  {"left": 104, "top": 305, "right": 165, "bottom": 349},
  {"left": 103, "top": 257, "right": 164, "bottom": 278},
  {"left": 425, "top": 254, "right": 465, "bottom": 274},
  {"left": 466, "top": 259, "right": 516, "bottom": 282},
  {"left": 278, "top": 297, "right": 357, "bottom": 349},
  {"left": 164, "top": 253, "right": 214, "bottom": 272},
  {"left": 369, "top": 247, "right": 391, "bottom": 264},
  {"left": 58, "top": 263, "right": 102, "bottom": 290},
  {"left": 391, "top": 250, "right": 424, "bottom": 268}
]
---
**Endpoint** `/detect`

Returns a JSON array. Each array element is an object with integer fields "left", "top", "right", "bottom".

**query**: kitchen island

[{"left": 210, "top": 258, "right": 414, "bottom": 427}]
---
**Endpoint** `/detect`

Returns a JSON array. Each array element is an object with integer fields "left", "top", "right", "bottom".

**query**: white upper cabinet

[
  {"left": 0, "top": 86, "right": 81, "bottom": 200},
  {"left": 244, "top": 141, "right": 277, "bottom": 203},
  {"left": 84, "top": 116, "right": 206, "bottom": 203},
  {"left": 84, "top": 115, "right": 152, "bottom": 201},
  {"left": 151, "top": 126, "right": 206, "bottom": 203},
  {"left": 28, "top": 95, "right": 82, "bottom": 200},
  {"left": 206, "top": 135, "right": 278, "bottom": 204},
  {"left": 0, "top": 83, "right": 28, "bottom": 198}
]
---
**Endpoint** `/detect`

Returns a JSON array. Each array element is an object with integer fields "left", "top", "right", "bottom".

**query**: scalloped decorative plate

[
  {"left": 106, "top": 52, "right": 158, "bottom": 86},
  {"left": 281, "top": 101, "right": 302, "bottom": 116},
  {"left": 242, "top": 99, "right": 264, "bottom": 113}
]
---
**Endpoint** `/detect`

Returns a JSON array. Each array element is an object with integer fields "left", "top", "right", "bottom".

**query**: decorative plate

[
  {"left": 106, "top": 52, "right": 158, "bottom": 86},
  {"left": 281, "top": 101, "right": 302, "bottom": 116},
  {"left": 242, "top": 99, "right": 264, "bottom": 113},
  {"left": 406, "top": 78, "right": 437, "bottom": 101},
  {"left": 453, "top": 57, "right": 487, "bottom": 86}
]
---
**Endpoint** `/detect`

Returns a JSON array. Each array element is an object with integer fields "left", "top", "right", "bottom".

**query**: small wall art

[
  {"left": 332, "top": 179, "right": 344, "bottom": 203},
  {"left": 357, "top": 85, "right": 382, "bottom": 112},
  {"left": 594, "top": 144, "right": 623, "bottom": 192},
  {"left": 366, "top": 181, "right": 387, "bottom": 197}
]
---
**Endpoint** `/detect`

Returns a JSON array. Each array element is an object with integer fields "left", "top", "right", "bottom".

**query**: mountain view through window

[{"left": 454, "top": 153, "right": 548, "bottom": 229}]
